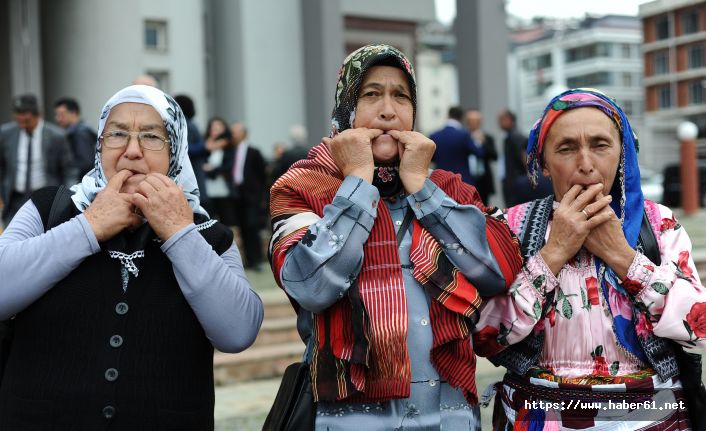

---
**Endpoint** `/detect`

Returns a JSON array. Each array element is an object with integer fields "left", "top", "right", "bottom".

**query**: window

[
  {"left": 657, "top": 85, "right": 672, "bottom": 109},
  {"left": 682, "top": 10, "right": 699, "bottom": 35},
  {"left": 144, "top": 20, "right": 167, "bottom": 51},
  {"left": 536, "top": 80, "right": 553, "bottom": 96},
  {"left": 653, "top": 51, "right": 669, "bottom": 75},
  {"left": 536, "top": 54, "right": 551, "bottom": 69},
  {"left": 688, "top": 80, "right": 705, "bottom": 105},
  {"left": 565, "top": 43, "right": 611, "bottom": 63},
  {"left": 655, "top": 15, "right": 670, "bottom": 40},
  {"left": 622, "top": 100, "right": 634, "bottom": 116},
  {"left": 688, "top": 44, "right": 704, "bottom": 69},
  {"left": 146, "top": 70, "right": 170, "bottom": 92},
  {"left": 622, "top": 72, "right": 633, "bottom": 86},
  {"left": 621, "top": 43, "right": 633, "bottom": 58},
  {"left": 567, "top": 72, "right": 612, "bottom": 88}
]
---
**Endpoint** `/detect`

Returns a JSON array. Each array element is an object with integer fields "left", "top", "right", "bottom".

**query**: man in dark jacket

[
  {"left": 54, "top": 98, "right": 97, "bottom": 178},
  {"left": 430, "top": 106, "right": 484, "bottom": 185}
]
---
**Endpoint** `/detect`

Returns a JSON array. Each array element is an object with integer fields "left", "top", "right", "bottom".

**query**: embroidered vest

[{"left": 490, "top": 195, "right": 679, "bottom": 381}]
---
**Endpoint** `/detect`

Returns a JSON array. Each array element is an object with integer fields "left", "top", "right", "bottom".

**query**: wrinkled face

[
  {"left": 541, "top": 108, "right": 621, "bottom": 201},
  {"left": 352, "top": 65, "right": 413, "bottom": 163},
  {"left": 54, "top": 105, "right": 76, "bottom": 128},
  {"left": 15, "top": 112, "right": 40, "bottom": 134},
  {"left": 100, "top": 102, "right": 170, "bottom": 194},
  {"left": 466, "top": 111, "right": 482, "bottom": 131}
]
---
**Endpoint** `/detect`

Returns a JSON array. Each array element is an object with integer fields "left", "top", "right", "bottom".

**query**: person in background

[
  {"left": 474, "top": 89, "right": 704, "bottom": 430},
  {"left": 269, "top": 44, "right": 522, "bottom": 430},
  {"left": 230, "top": 122, "right": 266, "bottom": 270},
  {"left": 498, "top": 109, "right": 527, "bottom": 207},
  {"left": 174, "top": 94, "right": 209, "bottom": 209},
  {"left": 430, "top": 106, "right": 484, "bottom": 186},
  {"left": 202, "top": 117, "right": 235, "bottom": 225},
  {"left": 465, "top": 109, "right": 497, "bottom": 204},
  {"left": 54, "top": 97, "right": 98, "bottom": 178},
  {"left": 0, "top": 84, "right": 263, "bottom": 429},
  {"left": 0, "top": 94, "right": 74, "bottom": 225}
]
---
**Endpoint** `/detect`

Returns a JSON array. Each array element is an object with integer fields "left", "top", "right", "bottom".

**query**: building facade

[
  {"left": 509, "top": 15, "right": 645, "bottom": 147},
  {"left": 641, "top": 0, "right": 706, "bottom": 170}
]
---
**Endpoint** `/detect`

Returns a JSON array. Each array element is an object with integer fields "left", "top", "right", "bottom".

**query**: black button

[
  {"left": 105, "top": 368, "right": 119, "bottom": 382},
  {"left": 115, "top": 302, "right": 128, "bottom": 315},
  {"left": 110, "top": 335, "right": 123, "bottom": 348},
  {"left": 102, "top": 405, "right": 116, "bottom": 419}
]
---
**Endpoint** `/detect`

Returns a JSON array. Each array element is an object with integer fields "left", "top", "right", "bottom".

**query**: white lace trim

[
  {"left": 108, "top": 250, "right": 145, "bottom": 277},
  {"left": 196, "top": 219, "right": 217, "bottom": 231}
]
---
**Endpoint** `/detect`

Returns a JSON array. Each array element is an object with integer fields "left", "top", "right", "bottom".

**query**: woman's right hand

[
  {"left": 84, "top": 170, "right": 142, "bottom": 242},
  {"left": 540, "top": 184, "right": 612, "bottom": 275},
  {"left": 322, "top": 128, "right": 382, "bottom": 183}
]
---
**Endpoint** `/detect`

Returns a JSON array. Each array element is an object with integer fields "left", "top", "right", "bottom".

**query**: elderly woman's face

[
  {"left": 353, "top": 65, "right": 413, "bottom": 163},
  {"left": 542, "top": 108, "right": 621, "bottom": 201},
  {"left": 101, "top": 102, "right": 170, "bottom": 194}
]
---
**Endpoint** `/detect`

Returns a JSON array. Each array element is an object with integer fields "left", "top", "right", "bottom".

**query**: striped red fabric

[{"left": 269, "top": 143, "right": 522, "bottom": 404}]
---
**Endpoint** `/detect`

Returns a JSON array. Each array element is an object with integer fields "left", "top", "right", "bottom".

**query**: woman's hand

[
  {"left": 583, "top": 201, "right": 636, "bottom": 280},
  {"left": 84, "top": 170, "right": 143, "bottom": 242},
  {"left": 387, "top": 130, "right": 436, "bottom": 194},
  {"left": 322, "top": 128, "right": 382, "bottom": 183},
  {"left": 206, "top": 137, "right": 228, "bottom": 151},
  {"left": 540, "top": 184, "right": 612, "bottom": 275},
  {"left": 131, "top": 173, "right": 194, "bottom": 241}
]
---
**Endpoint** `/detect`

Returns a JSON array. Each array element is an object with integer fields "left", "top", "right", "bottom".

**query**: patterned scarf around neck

[
  {"left": 526, "top": 88, "right": 647, "bottom": 362},
  {"left": 269, "top": 143, "right": 522, "bottom": 404}
]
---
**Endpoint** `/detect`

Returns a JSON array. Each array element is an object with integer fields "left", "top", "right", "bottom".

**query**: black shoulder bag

[
  {"left": 0, "top": 185, "right": 73, "bottom": 384},
  {"left": 639, "top": 211, "right": 706, "bottom": 431}
]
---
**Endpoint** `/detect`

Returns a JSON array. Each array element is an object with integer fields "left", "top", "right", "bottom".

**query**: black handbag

[{"left": 262, "top": 361, "right": 315, "bottom": 431}]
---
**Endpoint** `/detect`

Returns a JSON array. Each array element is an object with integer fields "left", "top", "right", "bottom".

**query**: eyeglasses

[{"left": 100, "top": 130, "right": 170, "bottom": 151}]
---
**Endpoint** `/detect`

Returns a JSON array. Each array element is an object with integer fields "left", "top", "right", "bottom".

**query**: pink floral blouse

[{"left": 473, "top": 200, "right": 706, "bottom": 379}]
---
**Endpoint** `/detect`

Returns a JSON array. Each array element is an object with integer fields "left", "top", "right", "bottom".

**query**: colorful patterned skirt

[{"left": 488, "top": 372, "right": 691, "bottom": 431}]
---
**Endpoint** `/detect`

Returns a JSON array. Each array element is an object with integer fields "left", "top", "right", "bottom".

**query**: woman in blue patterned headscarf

[{"left": 472, "top": 89, "right": 706, "bottom": 430}]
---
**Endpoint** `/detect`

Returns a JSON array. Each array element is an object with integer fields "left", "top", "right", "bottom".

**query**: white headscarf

[{"left": 70, "top": 85, "right": 207, "bottom": 216}]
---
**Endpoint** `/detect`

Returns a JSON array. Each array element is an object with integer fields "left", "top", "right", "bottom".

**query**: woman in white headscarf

[{"left": 0, "top": 85, "right": 263, "bottom": 430}]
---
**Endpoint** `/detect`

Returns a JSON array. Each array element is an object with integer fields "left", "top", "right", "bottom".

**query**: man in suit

[
  {"left": 498, "top": 109, "right": 529, "bottom": 208},
  {"left": 466, "top": 109, "right": 498, "bottom": 204},
  {"left": 430, "top": 106, "right": 484, "bottom": 185},
  {"left": 54, "top": 97, "right": 98, "bottom": 177},
  {"left": 0, "top": 94, "right": 75, "bottom": 225},
  {"left": 230, "top": 122, "right": 267, "bottom": 270}
]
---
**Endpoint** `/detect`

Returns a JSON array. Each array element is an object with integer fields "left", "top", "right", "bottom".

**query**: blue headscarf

[{"left": 527, "top": 88, "right": 647, "bottom": 362}]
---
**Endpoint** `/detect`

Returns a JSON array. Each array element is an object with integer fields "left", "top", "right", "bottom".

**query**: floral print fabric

[{"left": 473, "top": 200, "right": 706, "bottom": 380}]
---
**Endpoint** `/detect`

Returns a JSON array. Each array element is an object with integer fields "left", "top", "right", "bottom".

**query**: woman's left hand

[
  {"left": 583, "top": 203, "right": 636, "bottom": 280},
  {"left": 387, "top": 130, "right": 436, "bottom": 194},
  {"left": 131, "top": 173, "right": 194, "bottom": 241}
]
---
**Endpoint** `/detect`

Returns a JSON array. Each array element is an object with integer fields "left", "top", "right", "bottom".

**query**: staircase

[{"left": 213, "top": 289, "right": 304, "bottom": 385}]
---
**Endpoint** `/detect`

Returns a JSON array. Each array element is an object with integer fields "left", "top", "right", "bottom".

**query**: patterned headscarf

[
  {"left": 330, "top": 44, "right": 417, "bottom": 197},
  {"left": 331, "top": 44, "right": 416, "bottom": 135},
  {"left": 526, "top": 88, "right": 646, "bottom": 361},
  {"left": 70, "top": 85, "right": 206, "bottom": 216}
]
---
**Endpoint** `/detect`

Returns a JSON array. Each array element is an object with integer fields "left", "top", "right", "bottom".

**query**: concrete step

[
  {"left": 213, "top": 342, "right": 304, "bottom": 385},
  {"left": 251, "top": 316, "right": 300, "bottom": 348}
]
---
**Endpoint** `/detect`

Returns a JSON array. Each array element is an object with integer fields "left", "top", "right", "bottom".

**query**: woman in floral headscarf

[
  {"left": 0, "top": 85, "right": 263, "bottom": 429},
  {"left": 473, "top": 88, "right": 706, "bottom": 430},
  {"left": 269, "top": 44, "right": 523, "bottom": 430}
]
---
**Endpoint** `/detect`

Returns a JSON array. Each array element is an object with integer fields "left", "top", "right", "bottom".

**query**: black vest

[{"left": 0, "top": 186, "right": 233, "bottom": 430}]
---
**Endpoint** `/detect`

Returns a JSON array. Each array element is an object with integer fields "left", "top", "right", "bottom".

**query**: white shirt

[
  {"left": 14, "top": 120, "right": 47, "bottom": 193},
  {"left": 233, "top": 140, "right": 249, "bottom": 185}
]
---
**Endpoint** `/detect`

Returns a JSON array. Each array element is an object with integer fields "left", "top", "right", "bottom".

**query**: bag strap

[
  {"left": 396, "top": 208, "right": 415, "bottom": 247},
  {"left": 46, "top": 185, "right": 74, "bottom": 231},
  {"left": 638, "top": 210, "right": 661, "bottom": 266}
]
